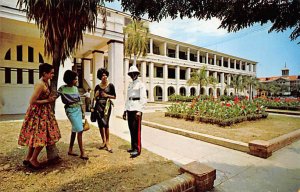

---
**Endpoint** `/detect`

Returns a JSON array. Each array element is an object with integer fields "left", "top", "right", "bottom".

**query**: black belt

[{"left": 129, "top": 97, "right": 140, "bottom": 101}]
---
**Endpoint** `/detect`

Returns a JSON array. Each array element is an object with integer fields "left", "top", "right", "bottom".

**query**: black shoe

[
  {"left": 127, "top": 149, "right": 134, "bottom": 153},
  {"left": 130, "top": 151, "right": 140, "bottom": 158}
]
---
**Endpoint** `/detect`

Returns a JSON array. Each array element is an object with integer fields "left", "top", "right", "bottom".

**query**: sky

[{"left": 106, "top": 2, "right": 300, "bottom": 78}]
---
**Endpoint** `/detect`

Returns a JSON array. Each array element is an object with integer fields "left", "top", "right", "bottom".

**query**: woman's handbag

[
  {"left": 90, "top": 99, "right": 97, "bottom": 122},
  {"left": 83, "top": 119, "right": 90, "bottom": 131},
  {"left": 90, "top": 110, "right": 97, "bottom": 122}
]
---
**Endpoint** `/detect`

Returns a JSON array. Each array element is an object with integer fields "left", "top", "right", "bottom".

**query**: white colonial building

[{"left": 0, "top": 1, "right": 257, "bottom": 115}]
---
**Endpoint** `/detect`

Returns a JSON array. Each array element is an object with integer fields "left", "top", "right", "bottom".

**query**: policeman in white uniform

[{"left": 123, "top": 65, "right": 147, "bottom": 158}]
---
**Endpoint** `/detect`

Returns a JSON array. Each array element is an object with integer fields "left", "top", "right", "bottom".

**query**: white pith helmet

[{"left": 128, "top": 65, "right": 140, "bottom": 75}]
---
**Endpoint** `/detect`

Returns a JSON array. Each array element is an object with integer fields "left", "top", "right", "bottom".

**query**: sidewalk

[
  {"left": 2, "top": 106, "right": 299, "bottom": 191},
  {"left": 104, "top": 113, "right": 300, "bottom": 192}
]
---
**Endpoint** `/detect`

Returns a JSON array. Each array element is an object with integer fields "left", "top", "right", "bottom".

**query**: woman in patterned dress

[{"left": 18, "top": 63, "right": 61, "bottom": 169}]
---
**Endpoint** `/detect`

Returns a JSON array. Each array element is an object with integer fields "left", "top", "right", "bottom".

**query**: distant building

[{"left": 258, "top": 66, "right": 300, "bottom": 97}]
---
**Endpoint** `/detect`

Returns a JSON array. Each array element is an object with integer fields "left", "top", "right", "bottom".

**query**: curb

[
  {"left": 266, "top": 109, "right": 300, "bottom": 116},
  {"left": 142, "top": 120, "right": 249, "bottom": 153}
]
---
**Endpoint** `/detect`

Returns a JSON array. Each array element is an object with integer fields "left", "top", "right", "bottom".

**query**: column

[
  {"left": 227, "top": 74, "right": 231, "bottom": 95},
  {"left": 176, "top": 44, "right": 179, "bottom": 59},
  {"left": 163, "top": 42, "right": 167, "bottom": 56},
  {"left": 149, "top": 38, "right": 153, "bottom": 54},
  {"left": 186, "top": 67, "right": 191, "bottom": 80},
  {"left": 228, "top": 58, "right": 230, "bottom": 69},
  {"left": 250, "top": 64, "right": 253, "bottom": 72},
  {"left": 187, "top": 48, "right": 190, "bottom": 61},
  {"left": 205, "top": 70, "right": 209, "bottom": 95},
  {"left": 124, "top": 58, "right": 130, "bottom": 99},
  {"left": 213, "top": 72, "right": 217, "bottom": 97},
  {"left": 175, "top": 65, "right": 180, "bottom": 94},
  {"left": 82, "top": 58, "right": 91, "bottom": 88},
  {"left": 107, "top": 40, "right": 124, "bottom": 115},
  {"left": 206, "top": 52, "right": 209, "bottom": 64},
  {"left": 221, "top": 56, "right": 224, "bottom": 67},
  {"left": 149, "top": 62, "right": 154, "bottom": 102},
  {"left": 214, "top": 54, "right": 216, "bottom": 65},
  {"left": 186, "top": 68, "right": 191, "bottom": 96},
  {"left": 221, "top": 72, "right": 224, "bottom": 95},
  {"left": 92, "top": 50, "right": 104, "bottom": 88},
  {"left": 197, "top": 68, "right": 201, "bottom": 95},
  {"left": 163, "top": 64, "right": 168, "bottom": 101},
  {"left": 141, "top": 61, "right": 147, "bottom": 83}
]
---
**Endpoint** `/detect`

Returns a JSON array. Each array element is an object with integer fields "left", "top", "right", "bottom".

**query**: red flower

[{"left": 226, "top": 103, "right": 231, "bottom": 107}]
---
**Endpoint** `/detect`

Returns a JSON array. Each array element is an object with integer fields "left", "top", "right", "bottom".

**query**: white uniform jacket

[{"left": 125, "top": 79, "right": 147, "bottom": 112}]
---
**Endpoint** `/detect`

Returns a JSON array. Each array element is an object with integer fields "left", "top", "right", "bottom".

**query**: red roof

[{"left": 258, "top": 75, "right": 299, "bottom": 82}]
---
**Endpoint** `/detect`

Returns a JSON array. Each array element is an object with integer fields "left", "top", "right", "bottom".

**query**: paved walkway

[
  {"left": 1, "top": 105, "right": 299, "bottom": 191},
  {"left": 105, "top": 115, "right": 300, "bottom": 192}
]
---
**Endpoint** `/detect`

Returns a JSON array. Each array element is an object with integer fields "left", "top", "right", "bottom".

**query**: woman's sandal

[
  {"left": 23, "top": 160, "right": 30, "bottom": 166},
  {"left": 106, "top": 148, "right": 113, "bottom": 153},
  {"left": 79, "top": 156, "right": 89, "bottom": 160},
  {"left": 28, "top": 161, "right": 44, "bottom": 170}
]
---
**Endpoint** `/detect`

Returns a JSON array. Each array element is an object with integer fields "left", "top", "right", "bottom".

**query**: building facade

[
  {"left": 258, "top": 67, "right": 300, "bottom": 97},
  {"left": 0, "top": 1, "right": 257, "bottom": 115}
]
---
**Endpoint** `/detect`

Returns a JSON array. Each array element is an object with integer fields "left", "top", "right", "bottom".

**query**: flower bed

[
  {"left": 166, "top": 98, "right": 268, "bottom": 126},
  {"left": 254, "top": 98, "right": 300, "bottom": 111}
]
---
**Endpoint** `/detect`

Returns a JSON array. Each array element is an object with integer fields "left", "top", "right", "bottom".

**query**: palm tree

[
  {"left": 187, "top": 66, "right": 217, "bottom": 96},
  {"left": 243, "top": 76, "right": 260, "bottom": 100},
  {"left": 230, "top": 74, "right": 243, "bottom": 96},
  {"left": 17, "top": 0, "right": 107, "bottom": 91},
  {"left": 124, "top": 18, "right": 149, "bottom": 66}
]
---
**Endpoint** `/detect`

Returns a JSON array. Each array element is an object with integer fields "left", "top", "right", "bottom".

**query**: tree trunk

[
  {"left": 133, "top": 54, "right": 137, "bottom": 66},
  {"left": 50, "top": 45, "right": 62, "bottom": 112}
]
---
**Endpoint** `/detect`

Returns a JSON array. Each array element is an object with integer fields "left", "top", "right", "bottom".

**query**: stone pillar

[
  {"left": 82, "top": 58, "right": 91, "bottom": 88},
  {"left": 206, "top": 52, "right": 209, "bottom": 65},
  {"left": 221, "top": 56, "right": 224, "bottom": 67},
  {"left": 187, "top": 48, "right": 190, "bottom": 61},
  {"left": 186, "top": 67, "right": 191, "bottom": 80},
  {"left": 206, "top": 70, "right": 209, "bottom": 95},
  {"left": 107, "top": 40, "right": 124, "bottom": 116},
  {"left": 149, "top": 62, "right": 154, "bottom": 102},
  {"left": 214, "top": 54, "right": 216, "bottom": 65},
  {"left": 233, "top": 59, "right": 236, "bottom": 70},
  {"left": 227, "top": 74, "right": 231, "bottom": 94},
  {"left": 163, "top": 64, "right": 168, "bottom": 101},
  {"left": 149, "top": 38, "right": 153, "bottom": 54},
  {"left": 141, "top": 61, "right": 147, "bottom": 83},
  {"left": 175, "top": 65, "right": 180, "bottom": 94},
  {"left": 124, "top": 58, "right": 130, "bottom": 99},
  {"left": 163, "top": 42, "right": 167, "bottom": 56},
  {"left": 213, "top": 72, "right": 217, "bottom": 97},
  {"left": 92, "top": 50, "right": 104, "bottom": 88},
  {"left": 197, "top": 50, "right": 200, "bottom": 62},
  {"left": 221, "top": 72, "right": 224, "bottom": 95},
  {"left": 228, "top": 58, "right": 230, "bottom": 69},
  {"left": 176, "top": 44, "right": 179, "bottom": 59}
]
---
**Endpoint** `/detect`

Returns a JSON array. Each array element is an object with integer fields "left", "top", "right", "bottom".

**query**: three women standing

[
  {"left": 18, "top": 63, "right": 61, "bottom": 169},
  {"left": 91, "top": 68, "right": 116, "bottom": 153}
]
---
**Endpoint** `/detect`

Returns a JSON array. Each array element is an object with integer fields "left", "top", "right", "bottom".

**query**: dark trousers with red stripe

[{"left": 127, "top": 111, "right": 142, "bottom": 154}]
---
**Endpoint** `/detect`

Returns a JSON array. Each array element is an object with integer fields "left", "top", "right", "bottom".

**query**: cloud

[{"left": 149, "top": 17, "right": 228, "bottom": 40}]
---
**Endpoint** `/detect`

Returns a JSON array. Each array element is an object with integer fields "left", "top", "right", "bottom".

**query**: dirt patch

[
  {"left": 0, "top": 120, "right": 179, "bottom": 192},
  {"left": 143, "top": 112, "right": 300, "bottom": 143}
]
